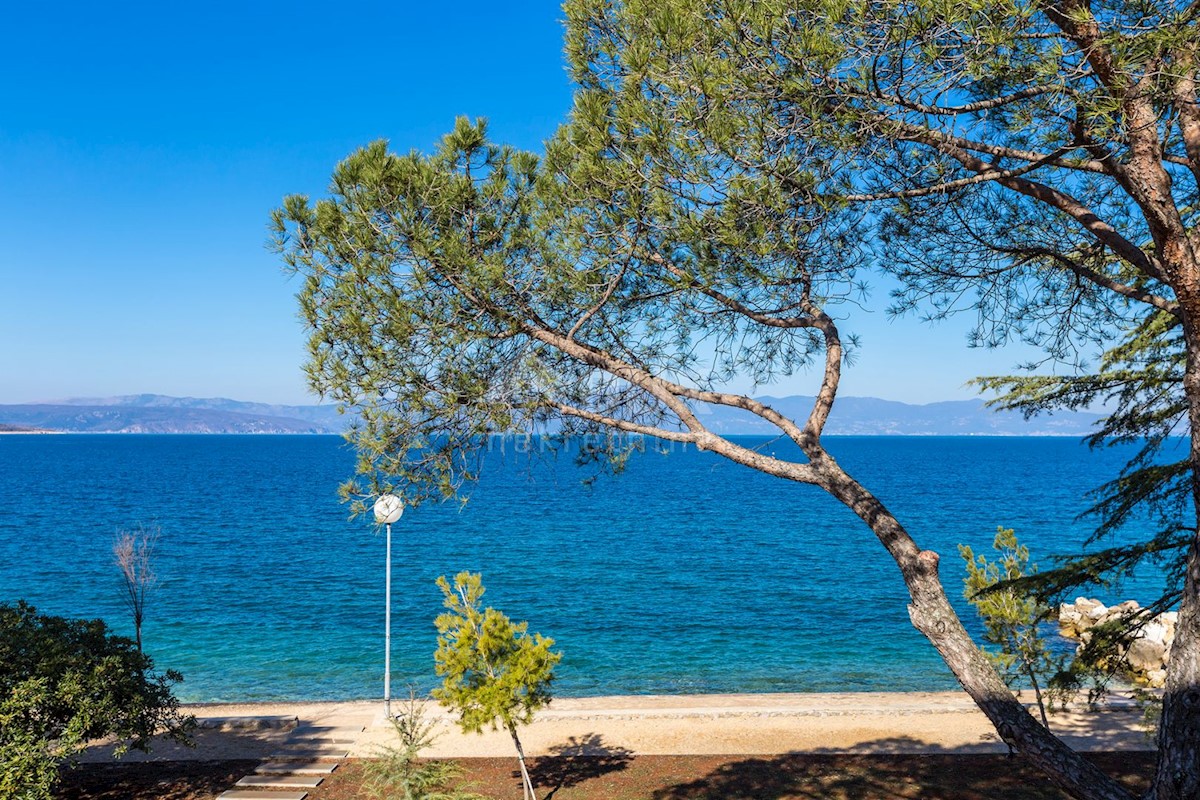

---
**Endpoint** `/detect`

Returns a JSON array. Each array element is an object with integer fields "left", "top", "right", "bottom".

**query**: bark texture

[{"left": 1152, "top": 322, "right": 1200, "bottom": 800}]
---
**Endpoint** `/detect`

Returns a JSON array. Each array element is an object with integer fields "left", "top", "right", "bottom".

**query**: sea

[{"left": 0, "top": 434, "right": 1174, "bottom": 703}]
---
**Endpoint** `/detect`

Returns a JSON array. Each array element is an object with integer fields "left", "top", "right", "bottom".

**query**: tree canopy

[{"left": 273, "top": 2, "right": 1200, "bottom": 798}]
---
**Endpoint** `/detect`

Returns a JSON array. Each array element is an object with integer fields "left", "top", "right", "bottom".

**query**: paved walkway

[
  {"left": 79, "top": 692, "right": 1156, "bottom": 766},
  {"left": 214, "top": 717, "right": 363, "bottom": 800}
]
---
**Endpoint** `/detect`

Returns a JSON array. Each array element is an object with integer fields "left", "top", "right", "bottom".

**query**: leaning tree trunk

[
  {"left": 813, "top": 456, "right": 1136, "bottom": 800},
  {"left": 507, "top": 722, "right": 537, "bottom": 800},
  {"left": 1151, "top": 319, "right": 1200, "bottom": 800}
]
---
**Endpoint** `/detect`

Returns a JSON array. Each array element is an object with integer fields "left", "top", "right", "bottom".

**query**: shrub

[{"left": 0, "top": 601, "right": 193, "bottom": 799}]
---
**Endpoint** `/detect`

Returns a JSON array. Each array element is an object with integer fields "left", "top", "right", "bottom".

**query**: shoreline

[{"left": 83, "top": 690, "right": 1156, "bottom": 763}]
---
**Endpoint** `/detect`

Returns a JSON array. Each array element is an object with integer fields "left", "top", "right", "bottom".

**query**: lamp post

[{"left": 373, "top": 493, "right": 404, "bottom": 718}]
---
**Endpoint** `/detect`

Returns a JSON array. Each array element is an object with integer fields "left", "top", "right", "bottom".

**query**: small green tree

[
  {"left": 961, "top": 528, "right": 1067, "bottom": 730},
  {"left": 433, "top": 572, "right": 561, "bottom": 800},
  {"left": 0, "top": 602, "right": 193, "bottom": 799}
]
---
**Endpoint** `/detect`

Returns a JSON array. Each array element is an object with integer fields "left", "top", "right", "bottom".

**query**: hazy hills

[
  {"left": 0, "top": 395, "right": 345, "bottom": 434},
  {"left": 0, "top": 393, "right": 1100, "bottom": 436},
  {"left": 698, "top": 395, "right": 1101, "bottom": 436}
]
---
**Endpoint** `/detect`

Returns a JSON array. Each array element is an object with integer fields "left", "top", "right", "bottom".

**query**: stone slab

[
  {"left": 267, "top": 748, "right": 349, "bottom": 759},
  {"left": 237, "top": 775, "right": 323, "bottom": 788},
  {"left": 256, "top": 761, "right": 339, "bottom": 775},
  {"left": 199, "top": 715, "right": 298, "bottom": 731},
  {"left": 287, "top": 727, "right": 364, "bottom": 742},
  {"left": 218, "top": 792, "right": 307, "bottom": 800}
]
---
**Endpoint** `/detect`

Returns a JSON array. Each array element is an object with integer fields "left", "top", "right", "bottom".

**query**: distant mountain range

[
  {"left": 697, "top": 395, "right": 1101, "bottom": 436},
  {"left": 0, "top": 394, "right": 346, "bottom": 434},
  {"left": 0, "top": 393, "right": 1101, "bottom": 436}
]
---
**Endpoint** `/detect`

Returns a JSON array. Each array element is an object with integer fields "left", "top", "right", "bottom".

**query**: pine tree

[
  {"left": 961, "top": 528, "right": 1068, "bottom": 731},
  {"left": 433, "top": 573, "right": 561, "bottom": 800}
]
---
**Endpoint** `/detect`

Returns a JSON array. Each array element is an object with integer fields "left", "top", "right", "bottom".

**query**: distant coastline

[
  {"left": 0, "top": 392, "right": 1103, "bottom": 436},
  {"left": 0, "top": 424, "right": 55, "bottom": 434}
]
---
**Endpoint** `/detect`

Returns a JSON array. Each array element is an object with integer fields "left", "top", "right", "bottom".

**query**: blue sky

[{"left": 1, "top": 1, "right": 1045, "bottom": 406}]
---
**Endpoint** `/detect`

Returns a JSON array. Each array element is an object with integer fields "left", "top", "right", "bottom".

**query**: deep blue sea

[{"left": 0, "top": 434, "right": 1173, "bottom": 702}]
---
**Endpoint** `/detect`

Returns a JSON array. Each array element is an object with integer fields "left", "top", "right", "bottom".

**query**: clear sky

[{"left": 0, "top": 1, "right": 1047, "bottom": 406}]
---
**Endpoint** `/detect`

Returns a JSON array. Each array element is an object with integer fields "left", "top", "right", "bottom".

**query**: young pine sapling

[
  {"left": 960, "top": 527, "right": 1068, "bottom": 730},
  {"left": 433, "top": 572, "right": 561, "bottom": 800}
]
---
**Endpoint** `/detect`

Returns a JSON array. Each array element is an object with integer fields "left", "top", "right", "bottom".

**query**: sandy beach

[{"left": 80, "top": 691, "right": 1155, "bottom": 763}]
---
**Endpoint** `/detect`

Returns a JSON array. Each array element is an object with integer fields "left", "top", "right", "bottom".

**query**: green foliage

[
  {"left": 271, "top": 121, "right": 559, "bottom": 512},
  {"left": 976, "top": 311, "right": 1190, "bottom": 616},
  {"left": 272, "top": 102, "right": 860, "bottom": 510},
  {"left": 433, "top": 573, "right": 561, "bottom": 736},
  {"left": 960, "top": 528, "right": 1068, "bottom": 728},
  {"left": 362, "top": 689, "right": 484, "bottom": 800},
  {"left": 0, "top": 602, "right": 193, "bottom": 800},
  {"left": 274, "top": 0, "right": 1198, "bottom": 515},
  {"left": 433, "top": 572, "right": 560, "bottom": 799},
  {"left": 1, "top": 678, "right": 84, "bottom": 800}
]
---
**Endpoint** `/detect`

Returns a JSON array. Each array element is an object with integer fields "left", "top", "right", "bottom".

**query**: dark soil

[
  {"left": 56, "top": 759, "right": 258, "bottom": 799},
  {"left": 57, "top": 752, "right": 1156, "bottom": 800}
]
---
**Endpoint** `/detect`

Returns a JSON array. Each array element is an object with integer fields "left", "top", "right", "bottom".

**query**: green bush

[
  {"left": 362, "top": 689, "right": 484, "bottom": 800},
  {"left": 0, "top": 601, "right": 193, "bottom": 799}
]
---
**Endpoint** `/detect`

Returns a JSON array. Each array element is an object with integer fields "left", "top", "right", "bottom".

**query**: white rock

[
  {"left": 1145, "top": 669, "right": 1168, "bottom": 688},
  {"left": 1127, "top": 637, "right": 1168, "bottom": 672},
  {"left": 1059, "top": 604, "right": 1083, "bottom": 633},
  {"left": 1139, "top": 620, "right": 1169, "bottom": 646},
  {"left": 1075, "top": 597, "right": 1104, "bottom": 613}
]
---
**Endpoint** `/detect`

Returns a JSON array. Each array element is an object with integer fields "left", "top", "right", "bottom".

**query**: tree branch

[
  {"left": 883, "top": 83, "right": 1055, "bottom": 116},
  {"left": 997, "top": 243, "right": 1178, "bottom": 315},
  {"left": 645, "top": 252, "right": 843, "bottom": 442},
  {"left": 932, "top": 139, "right": 1166, "bottom": 283},
  {"left": 843, "top": 144, "right": 1080, "bottom": 201}
]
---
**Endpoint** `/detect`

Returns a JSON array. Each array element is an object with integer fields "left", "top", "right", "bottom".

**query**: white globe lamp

[{"left": 374, "top": 494, "right": 404, "bottom": 524}]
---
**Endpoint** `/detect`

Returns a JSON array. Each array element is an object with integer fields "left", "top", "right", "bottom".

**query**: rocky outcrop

[{"left": 1058, "top": 597, "right": 1177, "bottom": 687}]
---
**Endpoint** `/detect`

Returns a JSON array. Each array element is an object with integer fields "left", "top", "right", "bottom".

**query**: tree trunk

[
  {"left": 815, "top": 459, "right": 1135, "bottom": 800},
  {"left": 507, "top": 722, "right": 537, "bottom": 800},
  {"left": 1150, "top": 318, "right": 1200, "bottom": 800},
  {"left": 1026, "top": 663, "right": 1049, "bottom": 731}
]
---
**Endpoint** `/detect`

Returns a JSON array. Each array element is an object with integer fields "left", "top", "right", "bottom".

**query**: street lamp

[{"left": 373, "top": 493, "right": 404, "bottom": 718}]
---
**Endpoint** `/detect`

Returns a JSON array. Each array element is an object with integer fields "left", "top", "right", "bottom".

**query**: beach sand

[{"left": 79, "top": 691, "right": 1155, "bottom": 763}]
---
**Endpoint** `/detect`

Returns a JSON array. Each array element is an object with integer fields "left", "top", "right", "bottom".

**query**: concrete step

[
  {"left": 267, "top": 747, "right": 349, "bottom": 760},
  {"left": 290, "top": 724, "right": 365, "bottom": 736},
  {"left": 236, "top": 775, "right": 324, "bottom": 789},
  {"left": 256, "top": 761, "right": 339, "bottom": 775},
  {"left": 218, "top": 791, "right": 307, "bottom": 800},
  {"left": 286, "top": 731, "right": 362, "bottom": 745},
  {"left": 199, "top": 715, "right": 298, "bottom": 731}
]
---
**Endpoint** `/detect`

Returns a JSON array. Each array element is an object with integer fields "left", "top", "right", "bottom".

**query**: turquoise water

[{"left": 0, "top": 434, "right": 1170, "bottom": 702}]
